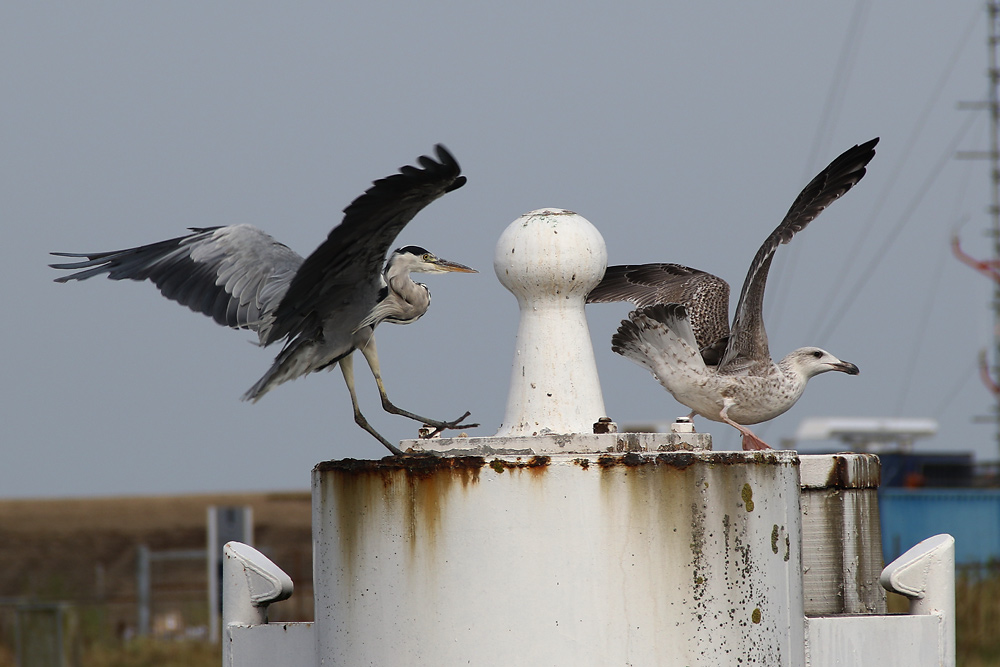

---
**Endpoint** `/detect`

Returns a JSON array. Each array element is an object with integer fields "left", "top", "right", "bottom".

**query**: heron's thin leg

[
  {"left": 339, "top": 354, "right": 404, "bottom": 456},
  {"left": 357, "top": 335, "right": 477, "bottom": 432}
]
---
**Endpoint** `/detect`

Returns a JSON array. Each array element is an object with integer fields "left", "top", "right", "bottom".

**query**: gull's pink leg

[{"left": 719, "top": 403, "right": 772, "bottom": 451}]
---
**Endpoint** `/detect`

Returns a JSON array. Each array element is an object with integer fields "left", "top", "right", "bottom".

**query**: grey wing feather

[
  {"left": 719, "top": 137, "right": 879, "bottom": 373},
  {"left": 588, "top": 263, "right": 731, "bottom": 364},
  {"left": 266, "top": 144, "right": 466, "bottom": 345},
  {"left": 50, "top": 225, "right": 303, "bottom": 344}
]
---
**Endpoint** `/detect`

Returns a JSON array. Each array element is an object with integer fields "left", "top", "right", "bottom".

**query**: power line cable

[
  {"left": 805, "top": 6, "right": 983, "bottom": 341},
  {"left": 770, "top": 0, "right": 872, "bottom": 331},
  {"left": 893, "top": 235, "right": 950, "bottom": 415},
  {"left": 932, "top": 354, "right": 981, "bottom": 419},
  {"left": 815, "top": 111, "right": 981, "bottom": 341}
]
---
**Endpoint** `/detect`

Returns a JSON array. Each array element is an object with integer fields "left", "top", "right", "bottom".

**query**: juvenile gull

[
  {"left": 50, "top": 145, "right": 477, "bottom": 455},
  {"left": 588, "top": 138, "right": 878, "bottom": 450}
]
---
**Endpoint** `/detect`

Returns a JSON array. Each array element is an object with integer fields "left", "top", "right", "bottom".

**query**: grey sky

[{"left": 2, "top": 2, "right": 996, "bottom": 498}]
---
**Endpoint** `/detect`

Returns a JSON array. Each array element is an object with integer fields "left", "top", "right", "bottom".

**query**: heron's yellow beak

[{"left": 433, "top": 258, "right": 477, "bottom": 273}]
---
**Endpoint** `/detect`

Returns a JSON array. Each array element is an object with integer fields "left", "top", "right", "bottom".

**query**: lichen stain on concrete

[
  {"left": 689, "top": 499, "right": 709, "bottom": 604},
  {"left": 588, "top": 453, "right": 796, "bottom": 662},
  {"left": 742, "top": 483, "right": 755, "bottom": 512}
]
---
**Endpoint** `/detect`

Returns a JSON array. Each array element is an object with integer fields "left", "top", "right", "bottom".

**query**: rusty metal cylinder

[
  {"left": 799, "top": 453, "right": 886, "bottom": 615},
  {"left": 312, "top": 450, "right": 805, "bottom": 666}
]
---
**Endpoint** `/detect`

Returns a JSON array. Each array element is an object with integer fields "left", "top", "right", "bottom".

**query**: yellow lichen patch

[{"left": 741, "top": 483, "right": 755, "bottom": 512}]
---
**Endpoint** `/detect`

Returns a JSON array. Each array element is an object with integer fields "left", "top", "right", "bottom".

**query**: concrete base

[{"left": 312, "top": 450, "right": 804, "bottom": 666}]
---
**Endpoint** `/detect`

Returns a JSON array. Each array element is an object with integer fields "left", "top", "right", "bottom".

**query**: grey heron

[
  {"left": 51, "top": 144, "right": 477, "bottom": 455},
  {"left": 588, "top": 138, "right": 877, "bottom": 450}
]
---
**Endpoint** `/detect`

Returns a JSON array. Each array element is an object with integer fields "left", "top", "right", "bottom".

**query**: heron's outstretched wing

[
  {"left": 588, "top": 263, "right": 731, "bottom": 363},
  {"left": 50, "top": 225, "right": 303, "bottom": 343},
  {"left": 719, "top": 137, "right": 879, "bottom": 373},
  {"left": 265, "top": 144, "right": 467, "bottom": 345}
]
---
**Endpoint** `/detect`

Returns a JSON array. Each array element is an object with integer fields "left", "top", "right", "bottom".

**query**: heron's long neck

[{"left": 385, "top": 265, "right": 425, "bottom": 306}]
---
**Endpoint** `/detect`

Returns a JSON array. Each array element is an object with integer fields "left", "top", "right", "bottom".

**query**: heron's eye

[
  {"left": 422, "top": 253, "right": 432, "bottom": 261},
  {"left": 812, "top": 350, "right": 822, "bottom": 358}
]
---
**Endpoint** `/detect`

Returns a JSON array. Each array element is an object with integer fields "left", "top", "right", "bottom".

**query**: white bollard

[{"left": 494, "top": 208, "right": 608, "bottom": 437}]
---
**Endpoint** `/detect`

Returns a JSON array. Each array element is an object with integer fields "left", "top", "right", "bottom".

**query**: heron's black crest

[{"left": 395, "top": 245, "right": 431, "bottom": 256}]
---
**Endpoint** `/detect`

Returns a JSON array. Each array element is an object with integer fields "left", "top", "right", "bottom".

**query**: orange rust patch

[
  {"left": 486, "top": 456, "right": 552, "bottom": 474},
  {"left": 316, "top": 454, "right": 485, "bottom": 485}
]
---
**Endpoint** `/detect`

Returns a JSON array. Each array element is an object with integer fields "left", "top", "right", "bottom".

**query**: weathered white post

[{"left": 311, "top": 208, "right": 805, "bottom": 666}]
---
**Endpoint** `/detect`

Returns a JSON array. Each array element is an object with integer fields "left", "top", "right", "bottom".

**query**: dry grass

[
  {"left": 0, "top": 639, "right": 218, "bottom": 667},
  {"left": 80, "top": 639, "right": 218, "bottom": 667},
  {"left": 0, "top": 492, "right": 311, "bottom": 534},
  {"left": 0, "top": 490, "right": 313, "bottom": 661},
  {"left": 956, "top": 566, "right": 1000, "bottom": 666}
]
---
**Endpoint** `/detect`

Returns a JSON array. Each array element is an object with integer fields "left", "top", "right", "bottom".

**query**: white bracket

[{"left": 880, "top": 534, "right": 955, "bottom": 665}]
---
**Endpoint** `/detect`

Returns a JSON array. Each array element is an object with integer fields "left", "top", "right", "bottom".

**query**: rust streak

[
  {"left": 316, "top": 454, "right": 486, "bottom": 481},
  {"left": 486, "top": 456, "right": 552, "bottom": 474},
  {"left": 824, "top": 454, "right": 881, "bottom": 489}
]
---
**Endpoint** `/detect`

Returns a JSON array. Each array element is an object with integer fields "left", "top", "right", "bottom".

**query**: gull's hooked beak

[
  {"left": 833, "top": 360, "right": 860, "bottom": 375},
  {"left": 431, "top": 257, "right": 478, "bottom": 273}
]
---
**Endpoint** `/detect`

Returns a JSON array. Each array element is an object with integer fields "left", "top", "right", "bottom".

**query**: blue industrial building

[{"left": 876, "top": 452, "right": 1000, "bottom": 565}]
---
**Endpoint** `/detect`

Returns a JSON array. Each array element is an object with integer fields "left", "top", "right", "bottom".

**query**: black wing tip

[
  {"left": 433, "top": 143, "right": 458, "bottom": 166},
  {"left": 855, "top": 136, "right": 879, "bottom": 164},
  {"left": 49, "top": 252, "right": 105, "bottom": 278},
  {"left": 345, "top": 143, "right": 466, "bottom": 212},
  {"left": 838, "top": 137, "right": 879, "bottom": 172},
  {"left": 419, "top": 143, "right": 460, "bottom": 174}
]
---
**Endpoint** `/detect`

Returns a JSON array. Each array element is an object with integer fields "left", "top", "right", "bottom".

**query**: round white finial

[{"left": 494, "top": 208, "right": 608, "bottom": 436}]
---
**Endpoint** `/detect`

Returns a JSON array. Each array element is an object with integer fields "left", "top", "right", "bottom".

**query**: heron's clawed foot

[{"left": 419, "top": 411, "right": 478, "bottom": 439}]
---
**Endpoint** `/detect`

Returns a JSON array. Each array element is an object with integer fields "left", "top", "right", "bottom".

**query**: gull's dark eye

[{"left": 812, "top": 350, "right": 822, "bottom": 358}]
